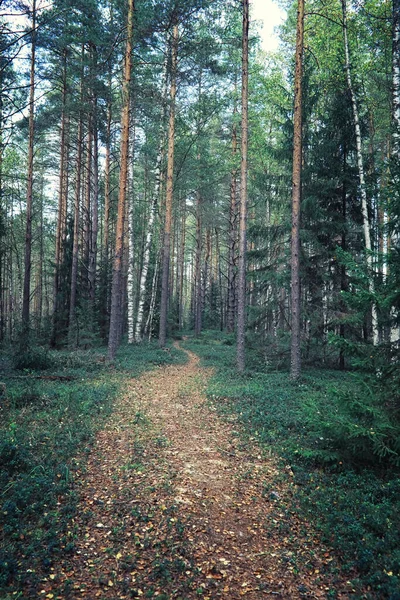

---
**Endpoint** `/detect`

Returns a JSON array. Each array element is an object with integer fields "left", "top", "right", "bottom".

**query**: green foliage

[
  {"left": 13, "top": 345, "right": 54, "bottom": 371},
  {"left": 0, "top": 341, "right": 186, "bottom": 595},
  {"left": 183, "top": 333, "right": 400, "bottom": 598}
]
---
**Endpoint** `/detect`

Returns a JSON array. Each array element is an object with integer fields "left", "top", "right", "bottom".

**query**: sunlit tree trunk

[
  {"left": 134, "top": 54, "right": 168, "bottom": 341},
  {"left": 21, "top": 0, "right": 36, "bottom": 339},
  {"left": 290, "top": 0, "right": 305, "bottom": 381},
  {"left": 128, "top": 115, "right": 136, "bottom": 344},
  {"left": 159, "top": 22, "right": 178, "bottom": 348},
  {"left": 237, "top": 0, "right": 249, "bottom": 372},
  {"left": 108, "top": 0, "right": 134, "bottom": 360},
  {"left": 341, "top": 0, "right": 378, "bottom": 345}
]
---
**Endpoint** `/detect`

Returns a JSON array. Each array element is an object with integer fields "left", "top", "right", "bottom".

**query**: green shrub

[{"left": 13, "top": 346, "right": 54, "bottom": 370}]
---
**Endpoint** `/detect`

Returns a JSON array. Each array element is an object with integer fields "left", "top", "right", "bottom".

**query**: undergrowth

[
  {"left": 183, "top": 331, "right": 400, "bottom": 600},
  {"left": 0, "top": 341, "right": 186, "bottom": 597}
]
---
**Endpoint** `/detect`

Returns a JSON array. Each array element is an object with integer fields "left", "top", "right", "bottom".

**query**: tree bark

[
  {"left": 108, "top": 0, "right": 134, "bottom": 360},
  {"left": 194, "top": 191, "right": 202, "bottom": 335},
  {"left": 394, "top": 0, "right": 400, "bottom": 157},
  {"left": 159, "top": 22, "right": 178, "bottom": 348},
  {"left": 341, "top": 0, "right": 378, "bottom": 346},
  {"left": 134, "top": 53, "right": 168, "bottom": 341},
  {"left": 21, "top": 0, "right": 36, "bottom": 339},
  {"left": 237, "top": 0, "right": 249, "bottom": 372},
  {"left": 227, "top": 81, "right": 238, "bottom": 334},
  {"left": 68, "top": 54, "right": 84, "bottom": 347},
  {"left": 89, "top": 95, "right": 99, "bottom": 309},
  {"left": 290, "top": 0, "right": 305, "bottom": 381}
]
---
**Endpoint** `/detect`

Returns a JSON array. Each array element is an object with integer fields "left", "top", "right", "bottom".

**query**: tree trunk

[
  {"left": 341, "top": 0, "right": 378, "bottom": 345},
  {"left": 134, "top": 54, "right": 168, "bottom": 341},
  {"left": 128, "top": 116, "right": 136, "bottom": 344},
  {"left": 83, "top": 114, "right": 92, "bottom": 299},
  {"left": 108, "top": 0, "right": 134, "bottom": 360},
  {"left": 101, "top": 85, "right": 112, "bottom": 339},
  {"left": 159, "top": 22, "right": 178, "bottom": 348},
  {"left": 52, "top": 48, "right": 68, "bottom": 345},
  {"left": 21, "top": 0, "right": 36, "bottom": 339},
  {"left": 68, "top": 48, "right": 85, "bottom": 347},
  {"left": 178, "top": 199, "right": 186, "bottom": 330},
  {"left": 194, "top": 191, "right": 202, "bottom": 335},
  {"left": 237, "top": 0, "right": 249, "bottom": 372},
  {"left": 89, "top": 96, "right": 99, "bottom": 309},
  {"left": 227, "top": 85, "right": 238, "bottom": 334},
  {"left": 290, "top": 0, "right": 305, "bottom": 381},
  {"left": 394, "top": 0, "right": 400, "bottom": 157}
]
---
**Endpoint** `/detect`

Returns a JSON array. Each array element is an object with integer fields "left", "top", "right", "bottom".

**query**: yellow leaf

[
  {"left": 49, "top": 574, "right": 55, "bottom": 580},
  {"left": 116, "top": 552, "right": 122, "bottom": 560},
  {"left": 108, "top": 580, "right": 114, "bottom": 587}
]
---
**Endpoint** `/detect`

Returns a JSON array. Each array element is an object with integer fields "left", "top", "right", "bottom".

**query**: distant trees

[{"left": 0, "top": 0, "right": 398, "bottom": 375}]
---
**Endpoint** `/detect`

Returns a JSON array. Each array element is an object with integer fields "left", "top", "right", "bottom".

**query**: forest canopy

[{"left": 0, "top": 0, "right": 399, "bottom": 373}]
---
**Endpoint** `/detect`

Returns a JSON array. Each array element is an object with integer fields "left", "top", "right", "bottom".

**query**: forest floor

[{"left": 39, "top": 344, "right": 358, "bottom": 600}]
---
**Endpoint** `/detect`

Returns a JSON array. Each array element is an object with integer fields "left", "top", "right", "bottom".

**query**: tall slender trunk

[
  {"left": 101, "top": 82, "right": 112, "bottom": 339},
  {"left": 127, "top": 115, "right": 136, "bottom": 344},
  {"left": 134, "top": 54, "right": 168, "bottom": 341},
  {"left": 108, "top": 0, "right": 134, "bottom": 360},
  {"left": 145, "top": 250, "right": 160, "bottom": 340},
  {"left": 194, "top": 191, "right": 202, "bottom": 335},
  {"left": 339, "top": 146, "right": 348, "bottom": 370},
  {"left": 178, "top": 200, "right": 186, "bottom": 330},
  {"left": 394, "top": 0, "right": 400, "bottom": 157},
  {"left": 159, "top": 22, "right": 178, "bottom": 348},
  {"left": 21, "top": 0, "right": 36, "bottom": 338},
  {"left": 89, "top": 93, "right": 99, "bottom": 308},
  {"left": 52, "top": 48, "right": 68, "bottom": 345},
  {"left": 34, "top": 174, "right": 44, "bottom": 328},
  {"left": 227, "top": 78, "right": 238, "bottom": 334},
  {"left": 237, "top": 0, "right": 249, "bottom": 372},
  {"left": 290, "top": 0, "right": 305, "bottom": 381},
  {"left": 68, "top": 50, "right": 85, "bottom": 347},
  {"left": 83, "top": 114, "right": 92, "bottom": 298},
  {"left": 341, "top": 0, "right": 378, "bottom": 345}
]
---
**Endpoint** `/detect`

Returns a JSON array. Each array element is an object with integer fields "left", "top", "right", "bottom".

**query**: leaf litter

[{"left": 38, "top": 345, "right": 363, "bottom": 599}]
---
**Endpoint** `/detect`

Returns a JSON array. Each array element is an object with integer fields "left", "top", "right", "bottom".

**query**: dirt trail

[{"left": 44, "top": 345, "right": 355, "bottom": 599}]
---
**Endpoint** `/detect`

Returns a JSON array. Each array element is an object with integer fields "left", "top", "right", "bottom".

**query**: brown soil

[{"left": 41, "top": 345, "right": 359, "bottom": 599}]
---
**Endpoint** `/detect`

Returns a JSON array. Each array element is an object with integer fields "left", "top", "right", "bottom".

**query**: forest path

[{"left": 48, "top": 344, "right": 353, "bottom": 599}]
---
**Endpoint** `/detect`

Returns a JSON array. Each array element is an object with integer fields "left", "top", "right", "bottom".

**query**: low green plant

[
  {"left": 0, "top": 340, "right": 186, "bottom": 596},
  {"left": 182, "top": 332, "right": 400, "bottom": 598}
]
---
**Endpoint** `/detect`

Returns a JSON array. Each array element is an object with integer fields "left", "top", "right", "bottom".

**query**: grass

[
  {"left": 182, "top": 330, "right": 400, "bottom": 600},
  {"left": 0, "top": 340, "right": 186, "bottom": 596}
]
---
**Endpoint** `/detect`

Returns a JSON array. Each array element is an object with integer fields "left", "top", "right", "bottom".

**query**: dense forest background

[
  {"left": 0, "top": 0, "right": 399, "bottom": 373},
  {"left": 1, "top": 0, "right": 400, "bottom": 597}
]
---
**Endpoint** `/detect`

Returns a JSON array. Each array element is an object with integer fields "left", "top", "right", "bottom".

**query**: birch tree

[
  {"left": 108, "top": 0, "right": 134, "bottom": 360},
  {"left": 341, "top": 0, "right": 378, "bottom": 346}
]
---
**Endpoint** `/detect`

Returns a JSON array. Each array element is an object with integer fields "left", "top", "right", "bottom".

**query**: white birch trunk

[
  {"left": 145, "top": 251, "right": 160, "bottom": 340},
  {"left": 342, "top": 0, "right": 378, "bottom": 345},
  {"left": 127, "top": 121, "right": 136, "bottom": 344},
  {"left": 134, "top": 55, "right": 168, "bottom": 341}
]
